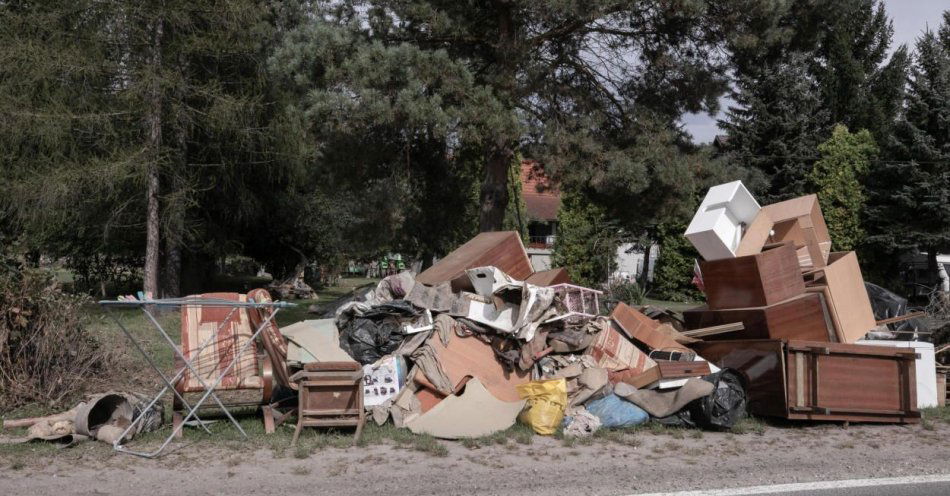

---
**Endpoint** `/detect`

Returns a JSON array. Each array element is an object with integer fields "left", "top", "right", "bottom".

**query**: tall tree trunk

[
  {"left": 479, "top": 143, "right": 513, "bottom": 232},
  {"left": 162, "top": 84, "right": 187, "bottom": 298},
  {"left": 478, "top": 2, "right": 517, "bottom": 232},
  {"left": 143, "top": 18, "right": 164, "bottom": 298}
]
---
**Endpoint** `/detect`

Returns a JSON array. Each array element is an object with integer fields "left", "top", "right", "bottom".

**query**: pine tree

[
  {"left": 0, "top": 1, "right": 295, "bottom": 295},
  {"left": 721, "top": 0, "right": 908, "bottom": 207},
  {"left": 809, "top": 125, "right": 877, "bottom": 251},
  {"left": 866, "top": 23, "right": 950, "bottom": 285},
  {"left": 300, "top": 1, "right": 750, "bottom": 232},
  {"left": 720, "top": 54, "right": 829, "bottom": 203}
]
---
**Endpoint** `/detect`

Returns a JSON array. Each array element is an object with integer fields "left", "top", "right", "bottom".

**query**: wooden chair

[{"left": 173, "top": 292, "right": 273, "bottom": 436}]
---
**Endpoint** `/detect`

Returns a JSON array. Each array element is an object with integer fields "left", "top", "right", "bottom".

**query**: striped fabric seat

[{"left": 177, "top": 293, "right": 262, "bottom": 392}]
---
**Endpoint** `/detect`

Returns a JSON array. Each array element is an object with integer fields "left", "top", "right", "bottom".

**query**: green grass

[
  {"left": 730, "top": 416, "right": 767, "bottom": 435},
  {"left": 274, "top": 277, "right": 377, "bottom": 326},
  {"left": 642, "top": 298, "right": 701, "bottom": 316},
  {"left": 921, "top": 405, "right": 950, "bottom": 424},
  {"left": 460, "top": 423, "right": 535, "bottom": 449}
]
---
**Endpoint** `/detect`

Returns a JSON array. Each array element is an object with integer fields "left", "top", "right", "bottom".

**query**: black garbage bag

[
  {"left": 689, "top": 369, "right": 747, "bottom": 430},
  {"left": 655, "top": 369, "right": 747, "bottom": 430},
  {"left": 338, "top": 300, "right": 420, "bottom": 365},
  {"left": 865, "top": 282, "right": 924, "bottom": 335}
]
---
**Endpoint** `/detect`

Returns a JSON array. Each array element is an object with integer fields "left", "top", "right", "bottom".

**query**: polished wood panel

[
  {"left": 656, "top": 360, "right": 711, "bottom": 379},
  {"left": 610, "top": 302, "right": 687, "bottom": 352},
  {"left": 693, "top": 339, "right": 919, "bottom": 423},
  {"left": 416, "top": 231, "right": 533, "bottom": 288},
  {"left": 735, "top": 210, "right": 774, "bottom": 256},
  {"left": 700, "top": 243, "right": 805, "bottom": 309},
  {"left": 807, "top": 251, "right": 876, "bottom": 343},
  {"left": 691, "top": 340, "right": 789, "bottom": 418},
  {"left": 525, "top": 267, "right": 571, "bottom": 286},
  {"left": 682, "top": 293, "right": 834, "bottom": 342}
]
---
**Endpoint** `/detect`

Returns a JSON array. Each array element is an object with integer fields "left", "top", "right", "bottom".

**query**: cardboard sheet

[
  {"left": 407, "top": 379, "right": 526, "bottom": 439},
  {"left": 280, "top": 319, "right": 353, "bottom": 365},
  {"left": 416, "top": 329, "right": 530, "bottom": 403}
]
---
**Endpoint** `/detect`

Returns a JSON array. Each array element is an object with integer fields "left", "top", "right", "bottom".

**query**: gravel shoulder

[{"left": 2, "top": 419, "right": 948, "bottom": 496}]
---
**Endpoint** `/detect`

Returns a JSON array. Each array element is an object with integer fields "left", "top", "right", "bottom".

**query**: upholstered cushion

[{"left": 178, "top": 293, "right": 262, "bottom": 392}]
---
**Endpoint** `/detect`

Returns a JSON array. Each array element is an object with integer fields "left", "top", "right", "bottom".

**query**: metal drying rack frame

[{"left": 98, "top": 297, "right": 296, "bottom": 458}]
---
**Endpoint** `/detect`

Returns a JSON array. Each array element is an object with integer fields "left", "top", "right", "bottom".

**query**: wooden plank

[
  {"left": 735, "top": 210, "right": 774, "bottom": 256},
  {"left": 609, "top": 365, "right": 661, "bottom": 388},
  {"left": 524, "top": 267, "right": 571, "bottom": 286},
  {"left": 610, "top": 302, "right": 686, "bottom": 352},
  {"left": 680, "top": 322, "right": 745, "bottom": 338},
  {"left": 416, "top": 231, "right": 533, "bottom": 288},
  {"left": 874, "top": 312, "right": 927, "bottom": 326},
  {"left": 700, "top": 243, "right": 805, "bottom": 309},
  {"left": 812, "top": 252, "right": 876, "bottom": 343},
  {"left": 656, "top": 360, "right": 711, "bottom": 379}
]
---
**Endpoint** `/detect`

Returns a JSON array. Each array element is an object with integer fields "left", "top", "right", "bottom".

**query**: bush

[
  {"left": 609, "top": 280, "right": 647, "bottom": 306},
  {"left": 651, "top": 222, "right": 703, "bottom": 302},
  {"left": 0, "top": 261, "right": 113, "bottom": 412}
]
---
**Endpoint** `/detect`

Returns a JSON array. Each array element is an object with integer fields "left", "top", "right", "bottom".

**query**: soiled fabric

[
  {"left": 544, "top": 355, "right": 610, "bottom": 407},
  {"left": 614, "top": 379, "right": 714, "bottom": 418},
  {"left": 513, "top": 284, "right": 557, "bottom": 342},
  {"left": 406, "top": 314, "right": 459, "bottom": 395},
  {"left": 516, "top": 330, "right": 550, "bottom": 371},
  {"left": 371, "top": 272, "right": 416, "bottom": 305},
  {"left": 562, "top": 406, "right": 601, "bottom": 437},
  {"left": 585, "top": 393, "right": 649, "bottom": 428}
]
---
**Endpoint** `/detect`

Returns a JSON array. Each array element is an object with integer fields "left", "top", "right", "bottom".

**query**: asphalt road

[{"left": 630, "top": 474, "right": 950, "bottom": 496}]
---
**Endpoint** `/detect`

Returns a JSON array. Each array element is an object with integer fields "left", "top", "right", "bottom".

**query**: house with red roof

[{"left": 519, "top": 159, "right": 656, "bottom": 280}]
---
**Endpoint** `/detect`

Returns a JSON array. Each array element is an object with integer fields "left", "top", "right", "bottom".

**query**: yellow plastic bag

[{"left": 516, "top": 378, "right": 568, "bottom": 435}]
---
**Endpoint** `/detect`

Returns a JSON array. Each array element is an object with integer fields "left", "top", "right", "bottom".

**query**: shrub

[
  {"left": 0, "top": 261, "right": 112, "bottom": 411},
  {"left": 609, "top": 280, "right": 647, "bottom": 306}
]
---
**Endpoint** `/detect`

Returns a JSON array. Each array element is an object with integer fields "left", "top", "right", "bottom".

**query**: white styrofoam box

[
  {"left": 685, "top": 180, "right": 761, "bottom": 261},
  {"left": 856, "top": 339, "right": 938, "bottom": 409}
]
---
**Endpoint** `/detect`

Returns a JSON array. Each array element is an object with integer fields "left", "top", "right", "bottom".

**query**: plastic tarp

[
  {"left": 584, "top": 393, "right": 649, "bottom": 428},
  {"left": 865, "top": 282, "right": 924, "bottom": 335}
]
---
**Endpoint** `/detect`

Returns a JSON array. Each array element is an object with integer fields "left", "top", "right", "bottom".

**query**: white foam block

[{"left": 685, "top": 181, "right": 760, "bottom": 261}]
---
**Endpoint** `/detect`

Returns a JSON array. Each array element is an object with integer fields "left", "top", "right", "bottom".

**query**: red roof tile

[{"left": 520, "top": 160, "right": 560, "bottom": 221}]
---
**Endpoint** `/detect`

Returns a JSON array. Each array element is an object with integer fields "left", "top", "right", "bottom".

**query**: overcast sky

[{"left": 681, "top": 0, "right": 949, "bottom": 144}]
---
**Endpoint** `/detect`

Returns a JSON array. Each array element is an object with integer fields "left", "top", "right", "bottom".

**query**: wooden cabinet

[
  {"left": 699, "top": 243, "right": 805, "bottom": 309},
  {"left": 693, "top": 340, "right": 920, "bottom": 423},
  {"left": 683, "top": 293, "right": 835, "bottom": 342}
]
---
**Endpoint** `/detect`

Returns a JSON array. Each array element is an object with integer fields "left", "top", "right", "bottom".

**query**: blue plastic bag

[{"left": 585, "top": 393, "right": 649, "bottom": 428}]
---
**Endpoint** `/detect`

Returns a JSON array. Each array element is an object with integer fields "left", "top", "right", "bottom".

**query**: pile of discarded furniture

[
  {"left": 12, "top": 182, "right": 944, "bottom": 456},
  {"left": 683, "top": 181, "right": 941, "bottom": 422},
  {"left": 280, "top": 230, "right": 754, "bottom": 439}
]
